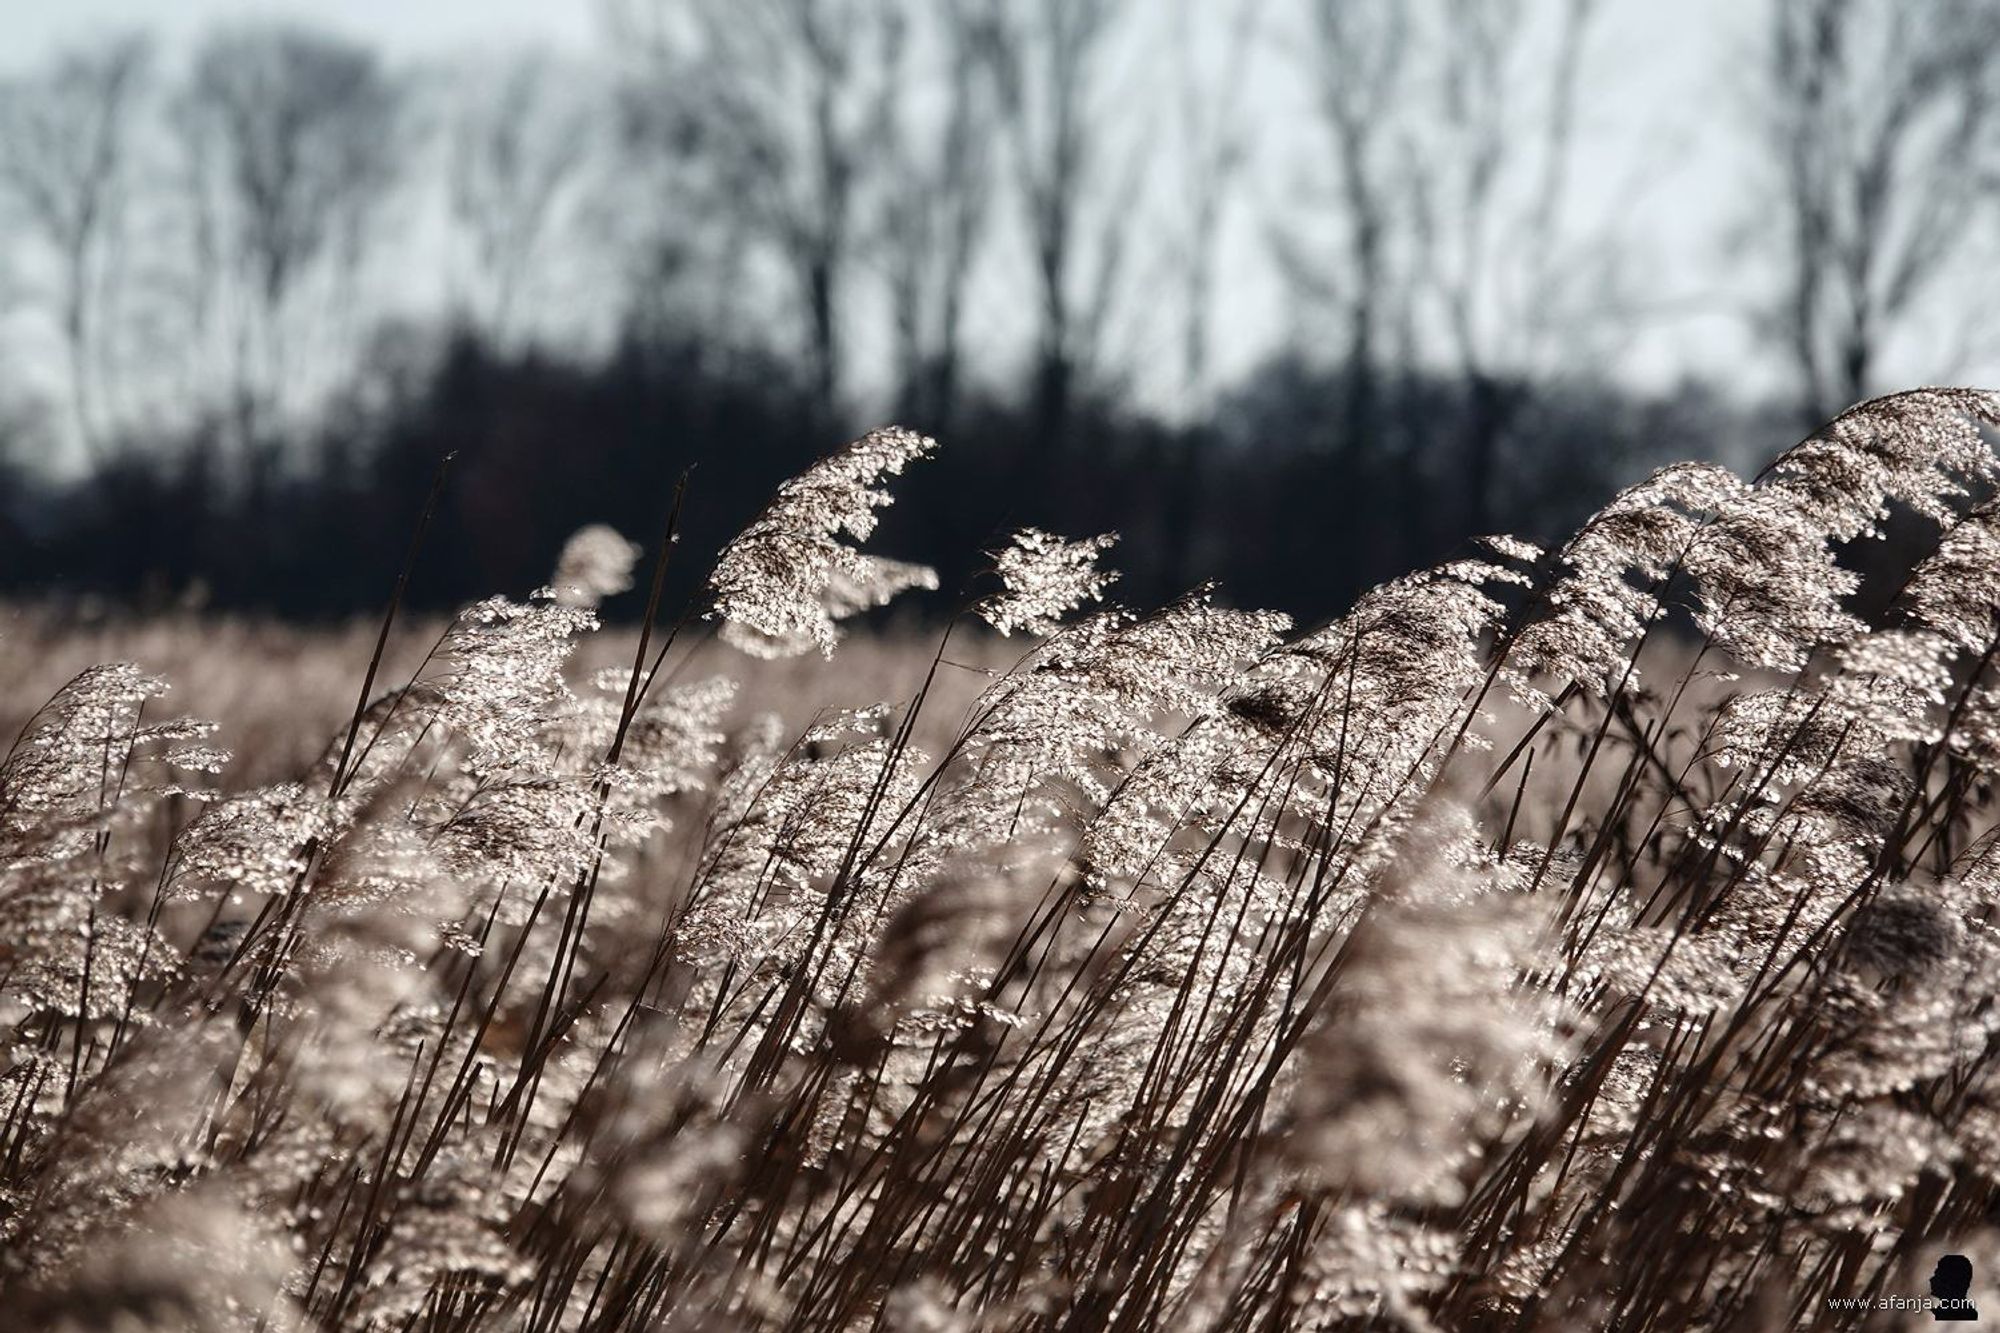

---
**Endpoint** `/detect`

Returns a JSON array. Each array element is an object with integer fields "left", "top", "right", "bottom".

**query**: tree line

[{"left": 0, "top": 0, "right": 1996, "bottom": 617}]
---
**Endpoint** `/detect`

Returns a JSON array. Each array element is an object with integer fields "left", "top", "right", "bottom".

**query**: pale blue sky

[
  {"left": 2, "top": 0, "right": 597, "bottom": 64},
  {"left": 4, "top": 0, "right": 1992, "bottom": 424}
]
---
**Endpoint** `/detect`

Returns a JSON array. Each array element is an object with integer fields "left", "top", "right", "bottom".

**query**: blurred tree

[
  {"left": 0, "top": 35, "right": 151, "bottom": 467},
  {"left": 1283, "top": 0, "right": 1604, "bottom": 541},
  {"left": 1169, "top": 0, "right": 1263, "bottom": 422},
  {"left": 1280, "top": 0, "right": 1414, "bottom": 471},
  {"left": 877, "top": 0, "right": 994, "bottom": 435},
  {"left": 612, "top": 0, "right": 910, "bottom": 432},
  {"left": 171, "top": 25, "right": 404, "bottom": 463},
  {"left": 978, "top": 0, "right": 1142, "bottom": 475},
  {"left": 1160, "top": 0, "right": 1264, "bottom": 593},
  {"left": 1761, "top": 0, "right": 2000, "bottom": 428},
  {"left": 443, "top": 53, "right": 599, "bottom": 349}
]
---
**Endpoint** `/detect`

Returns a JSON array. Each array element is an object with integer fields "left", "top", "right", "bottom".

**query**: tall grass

[{"left": 3, "top": 393, "right": 2000, "bottom": 1330}]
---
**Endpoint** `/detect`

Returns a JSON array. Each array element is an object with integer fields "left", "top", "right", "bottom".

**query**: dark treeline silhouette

[{"left": 0, "top": 323, "right": 1762, "bottom": 621}]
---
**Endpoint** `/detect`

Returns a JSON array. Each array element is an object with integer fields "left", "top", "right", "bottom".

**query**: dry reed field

[{"left": 8, "top": 391, "right": 2000, "bottom": 1330}]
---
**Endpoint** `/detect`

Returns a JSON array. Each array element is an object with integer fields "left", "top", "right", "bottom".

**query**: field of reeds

[{"left": 5, "top": 392, "right": 2000, "bottom": 1331}]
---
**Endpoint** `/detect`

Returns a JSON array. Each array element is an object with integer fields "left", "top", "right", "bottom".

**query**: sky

[
  {"left": 4, "top": 0, "right": 1994, "bottom": 430},
  {"left": 1, "top": 0, "right": 597, "bottom": 64}
]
